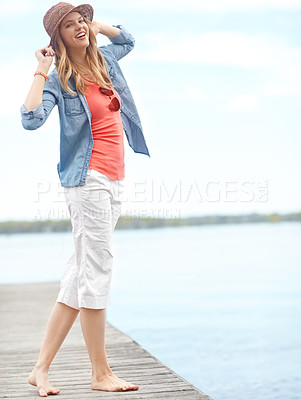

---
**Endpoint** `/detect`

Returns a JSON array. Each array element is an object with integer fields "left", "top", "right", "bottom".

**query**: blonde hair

[{"left": 54, "top": 17, "right": 112, "bottom": 95}]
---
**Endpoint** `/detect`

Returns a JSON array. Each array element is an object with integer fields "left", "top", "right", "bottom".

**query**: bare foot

[
  {"left": 91, "top": 372, "right": 139, "bottom": 392},
  {"left": 28, "top": 366, "right": 60, "bottom": 397}
]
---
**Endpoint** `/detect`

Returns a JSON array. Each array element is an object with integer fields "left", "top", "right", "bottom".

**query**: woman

[{"left": 21, "top": 2, "right": 149, "bottom": 397}]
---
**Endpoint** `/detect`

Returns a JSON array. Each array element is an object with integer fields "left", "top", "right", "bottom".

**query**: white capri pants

[{"left": 56, "top": 168, "right": 125, "bottom": 310}]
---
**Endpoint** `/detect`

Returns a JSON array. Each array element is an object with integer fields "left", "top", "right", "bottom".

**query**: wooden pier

[{"left": 0, "top": 282, "right": 213, "bottom": 399}]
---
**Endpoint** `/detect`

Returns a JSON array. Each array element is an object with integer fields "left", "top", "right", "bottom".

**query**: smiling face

[{"left": 59, "top": 11, "right": 89, "bottom": 52}]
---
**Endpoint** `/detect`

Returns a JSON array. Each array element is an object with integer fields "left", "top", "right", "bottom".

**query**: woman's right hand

[{"left": 35, "top": 45, "right": 55, "bottom": 72}]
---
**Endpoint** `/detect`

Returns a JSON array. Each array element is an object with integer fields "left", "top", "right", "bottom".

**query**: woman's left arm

[
  {"left": 91, "top": 22, "right": 135, "bottom": 61},
  {"left": 91, "top": 22, "right": 121, "bottom": 38}
]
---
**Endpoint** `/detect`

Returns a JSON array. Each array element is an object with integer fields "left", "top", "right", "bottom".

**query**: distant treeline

[{"left": 0, "top": 212, "right": 300, "bottom": 234}]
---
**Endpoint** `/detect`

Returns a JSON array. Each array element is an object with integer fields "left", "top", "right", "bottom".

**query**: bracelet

[{"left": 34, "top": 71, "right": 48, "bottom": 81}]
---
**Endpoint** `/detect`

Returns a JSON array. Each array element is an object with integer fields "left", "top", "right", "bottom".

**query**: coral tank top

[{"left": 84, "top": 80, "right": 125, "bottom": 181}]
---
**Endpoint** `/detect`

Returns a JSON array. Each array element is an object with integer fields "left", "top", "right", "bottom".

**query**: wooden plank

[{"left": 0, "top": 282, "right": 213, "bottom": 400}]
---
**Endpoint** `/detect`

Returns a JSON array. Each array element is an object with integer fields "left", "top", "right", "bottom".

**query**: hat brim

[{"left": 50, "top": 3, "right": 94, "bottom": 49}]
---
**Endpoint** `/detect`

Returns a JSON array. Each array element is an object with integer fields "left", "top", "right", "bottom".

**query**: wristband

[{"left": 34, "top": 71, "right": 48, "bottom": 81}]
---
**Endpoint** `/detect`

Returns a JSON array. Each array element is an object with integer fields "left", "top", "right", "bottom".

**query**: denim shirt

[{"left": 20, "top": 25, "right": 150, "bottom": 187}]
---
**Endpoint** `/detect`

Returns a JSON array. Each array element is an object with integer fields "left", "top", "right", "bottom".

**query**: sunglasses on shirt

[{"left": 99, "top": 88, "right": 120, "bottom": 112}]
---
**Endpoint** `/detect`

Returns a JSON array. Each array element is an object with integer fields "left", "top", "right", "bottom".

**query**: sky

[{"left": 1, "top": 0, "right": 301, "bottom": 221}]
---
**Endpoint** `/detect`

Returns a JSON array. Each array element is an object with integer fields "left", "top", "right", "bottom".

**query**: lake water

[{"left": 1, "top": 222, "right": 301, "bottom": 400}]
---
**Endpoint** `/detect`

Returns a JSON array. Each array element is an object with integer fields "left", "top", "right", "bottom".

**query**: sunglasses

[{"left": 99, "top": 87, "right": 120, "bottom": 112}]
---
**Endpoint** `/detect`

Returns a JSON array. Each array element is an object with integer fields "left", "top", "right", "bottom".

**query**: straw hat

[{"left": 43, "top": 2, "right": 94, "bottom": 49}]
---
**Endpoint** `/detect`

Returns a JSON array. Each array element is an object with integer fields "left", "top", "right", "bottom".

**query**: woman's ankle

[
  {"left": 92, "top": 366, "right": 113, "bottom": 380},
  {"left": 34, "top": 362, "right": 50, "bottom": 373}
]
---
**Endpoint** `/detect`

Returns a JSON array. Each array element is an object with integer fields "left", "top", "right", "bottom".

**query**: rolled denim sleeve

[
  {"left": 20, "top": 72, "right": 59, "bottom": 130},
  {"left": 104, "top": 25, "right": 135, "bottom": 61}
]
